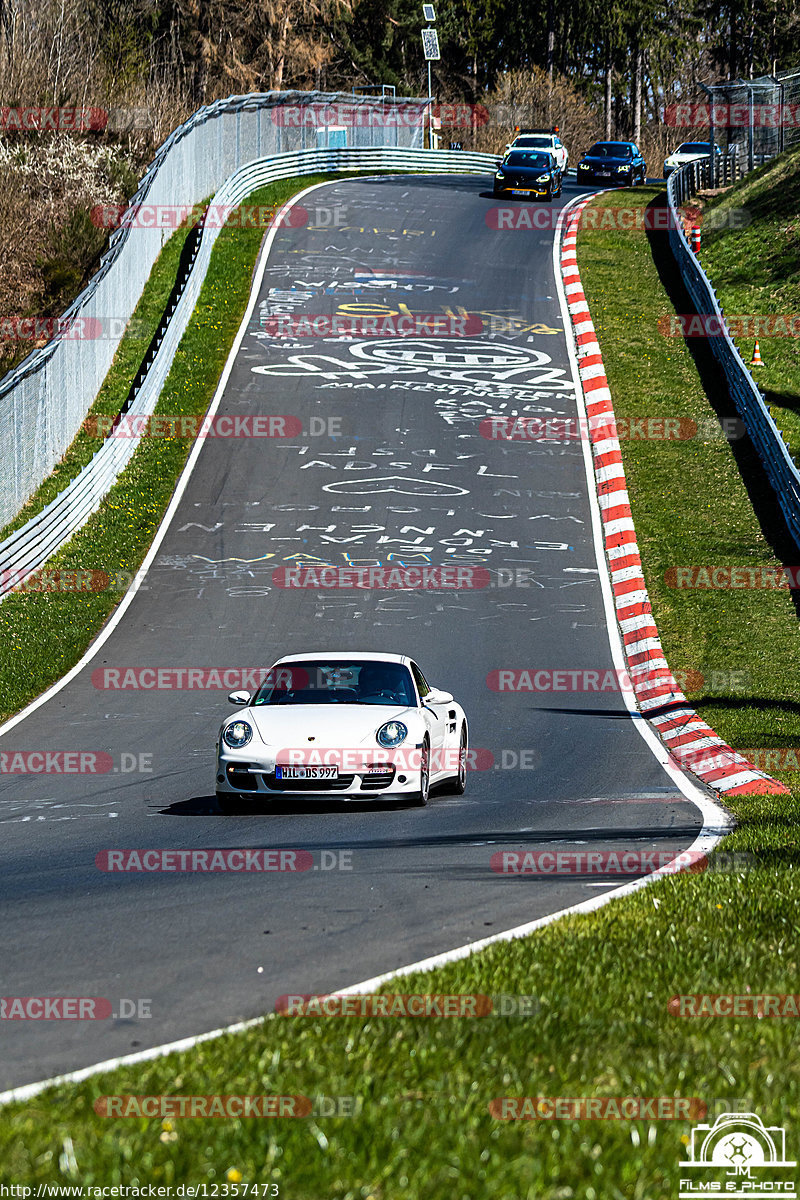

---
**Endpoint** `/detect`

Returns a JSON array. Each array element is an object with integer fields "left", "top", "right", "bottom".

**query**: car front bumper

[
  {"left": 216, "top": 749, "right": 425, "bottom": 799},
  {"left": 578, "top": 168, "right": 635, "bottom": 183},
  {"left": 494, "top": 184, "right": 553, "bottom": 196}
]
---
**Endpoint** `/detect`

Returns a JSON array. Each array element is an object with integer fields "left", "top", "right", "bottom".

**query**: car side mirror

[
  {"left": 228, "top": 690, "right": 251, "bottom": 705},
  {"left": 426, "top": 688, "right": 454, "bottom": 705}
]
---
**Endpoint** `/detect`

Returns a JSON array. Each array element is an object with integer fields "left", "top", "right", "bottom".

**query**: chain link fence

[
  {"left": 0, "top": 91, "right": 428, "bottom": 530},
  {"left": 667, "top": 65, "right": 800, "bottom": 183}
]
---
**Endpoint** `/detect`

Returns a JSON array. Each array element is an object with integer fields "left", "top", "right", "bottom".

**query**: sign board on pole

[{"left": 421, "top": 27, "right": 440, "bottom": 60}]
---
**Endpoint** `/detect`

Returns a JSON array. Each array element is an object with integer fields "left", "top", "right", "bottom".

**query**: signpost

[
  {"left": 422, "top": 7, "right": 441, "bottom": 148},
  {"left": 421, "top": 11, "right": 440, "bottom": 149}
]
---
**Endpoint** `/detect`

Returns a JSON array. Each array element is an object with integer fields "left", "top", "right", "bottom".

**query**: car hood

[
  {"left": 666, "top": 152, "right": 708, "bottom": 163},
  {"left": 581, "top": 155, "right": 632, "bottom": 166},
  {"left": 498, "top": 164, "right": 553, "bottom": 176},
  {"left": 241, "top": 704, "right": 416, "bottom": 748}
]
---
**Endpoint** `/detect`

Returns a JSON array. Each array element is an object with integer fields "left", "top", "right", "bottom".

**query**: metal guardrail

[
  {"left": 667, "top": 164, "right": 800, "bottom": 551},
  {"left": 0, "top": 91, "right": 430, "bottom": 531},
  {"left": 0, "top": 146, "right": 498, "bottom": 599}
]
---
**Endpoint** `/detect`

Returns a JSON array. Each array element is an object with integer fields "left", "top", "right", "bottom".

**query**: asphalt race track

[{"left": 0, "top": 173, "right": 703, "bottom": 1090}]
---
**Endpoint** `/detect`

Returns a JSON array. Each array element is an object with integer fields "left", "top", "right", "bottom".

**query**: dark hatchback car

[
  {"left": 493, "top": 150, "right": 563, "bottom": 199},
  {"left": 577, "top": 141, "right": 646, "bottom": 185}
]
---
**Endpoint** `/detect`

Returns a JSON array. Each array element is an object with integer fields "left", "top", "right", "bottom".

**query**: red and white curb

[{"left": 560, "top": 196, "right": 788, "bottom": 798}]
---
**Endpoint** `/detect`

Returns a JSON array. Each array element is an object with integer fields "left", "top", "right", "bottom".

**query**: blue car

[{"left": 577, "top": 141, "right": 646, "bottom": 186}]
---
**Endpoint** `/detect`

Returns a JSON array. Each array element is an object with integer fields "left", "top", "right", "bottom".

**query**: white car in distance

[
  {"left": 504, "top": 128, "right": 569, "bottom": 173},
  {"left": 215, "top": 652, "right": 469, "bottom": 810},
  {"left": 663, "top": 141, "right": 722, "bottom": 178}
]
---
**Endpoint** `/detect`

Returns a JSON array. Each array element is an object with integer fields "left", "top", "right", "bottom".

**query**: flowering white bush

[{"left": 0, "top": 133, "right": 127, "bottom": 207}]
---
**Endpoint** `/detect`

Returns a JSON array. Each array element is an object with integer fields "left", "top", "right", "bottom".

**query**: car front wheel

[
  {"left": 446, "top": 726, "right": 468, "bottom": 796},
  {"left": 412, "top": 740, "right": 431, "bottom": 806}
]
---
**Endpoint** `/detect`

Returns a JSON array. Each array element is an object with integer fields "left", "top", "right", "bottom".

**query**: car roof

[{"left": 272, "top": 651, "right": 411, "bottom": 666}]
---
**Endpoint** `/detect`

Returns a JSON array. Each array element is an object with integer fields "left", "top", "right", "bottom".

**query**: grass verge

[
  {"left": 1, "top": 184, "right": 800, "bottom": 1198},
  {"left": 0, "top": 220, "right": 195, "bottom": 543},
  {"left": 0, "top": 174, "right": 348, "bottom": 720},
  {"left": 579, "top": 184, "right": 800, "bottom": 762},
  {"left": 700, "top": 145, "right": 800, "bottom": 470}
]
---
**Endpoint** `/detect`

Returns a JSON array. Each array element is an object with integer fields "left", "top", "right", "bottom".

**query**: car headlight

[
  {"left": 615, "top": 164, "right": 630, "bottom": 172},
  {"left": 223, "top": 719, "right": 253, "bottom": 749},
  {"left": 377, "top": 720, "right": 408, "bottom": 748},
  {"left": 495, "top": 171, "right": 504, "bottom": 179},
  {"left": 578, "top": 162, "right": 589, "bottom": 169},
  {"left": 536, "top": 174, "right": 551, "bottom": 182}
]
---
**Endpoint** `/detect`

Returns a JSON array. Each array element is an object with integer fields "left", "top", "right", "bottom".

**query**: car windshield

[
  {"left": 515, "top": 136, "right": 550, "bottom": 147},
  {"left": 678, "top": 142, "right": 712, "bottom": 153},
  {"left": 505, "top": 151, "right": 552, "bottom": 169},
  {"left": 587, "top": 143, "right": 632, "bottom": 158},
  {"left": 253, "top": 661, "right": 416, "bottom": 707}
]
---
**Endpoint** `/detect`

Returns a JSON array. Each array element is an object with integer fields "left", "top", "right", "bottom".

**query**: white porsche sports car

[{"left": 215, "top": 652, "right": 468, "bottom": 810}]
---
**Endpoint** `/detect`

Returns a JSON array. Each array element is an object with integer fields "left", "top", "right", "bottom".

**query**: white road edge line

[
  {"left": 0, "top": 178, "right": 338, "bottom": 743},
  {"left": 0, "top": 184, "right": 732, "bottom": 1109}
]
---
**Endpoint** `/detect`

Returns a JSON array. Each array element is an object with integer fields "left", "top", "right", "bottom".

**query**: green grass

[
  {"left": 1, "top": 800, "right": 798, "bottom": 1198},
  {"left": 700, "top": 145, "right": 800, "bottom": 470},
  {"left": 578, "top": 185, "right": 800, "bottom": 761},
  {"left": 0, "top": 174, "right": 346, "bottom": 720},
  {"left": 3, "top": 182, "right": 800, "bottom": 1197},
  {"left": 0, "top": 219, "right": 195, "bottom": 543}
]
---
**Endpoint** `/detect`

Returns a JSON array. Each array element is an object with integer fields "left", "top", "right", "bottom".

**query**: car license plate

[
  {"left": 511, "top": 188, "right": 531, "bottom": 195},
  {"left": 599, "top": 170, "right": 611, "bottom": 177},
  {"left": 276, "top": 765, "right": 338, "bottom": 780}
]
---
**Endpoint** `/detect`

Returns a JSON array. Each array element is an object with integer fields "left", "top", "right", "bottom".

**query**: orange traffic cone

[{"left": 750, "top": 340, "right": 764, "bottom": 367}]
